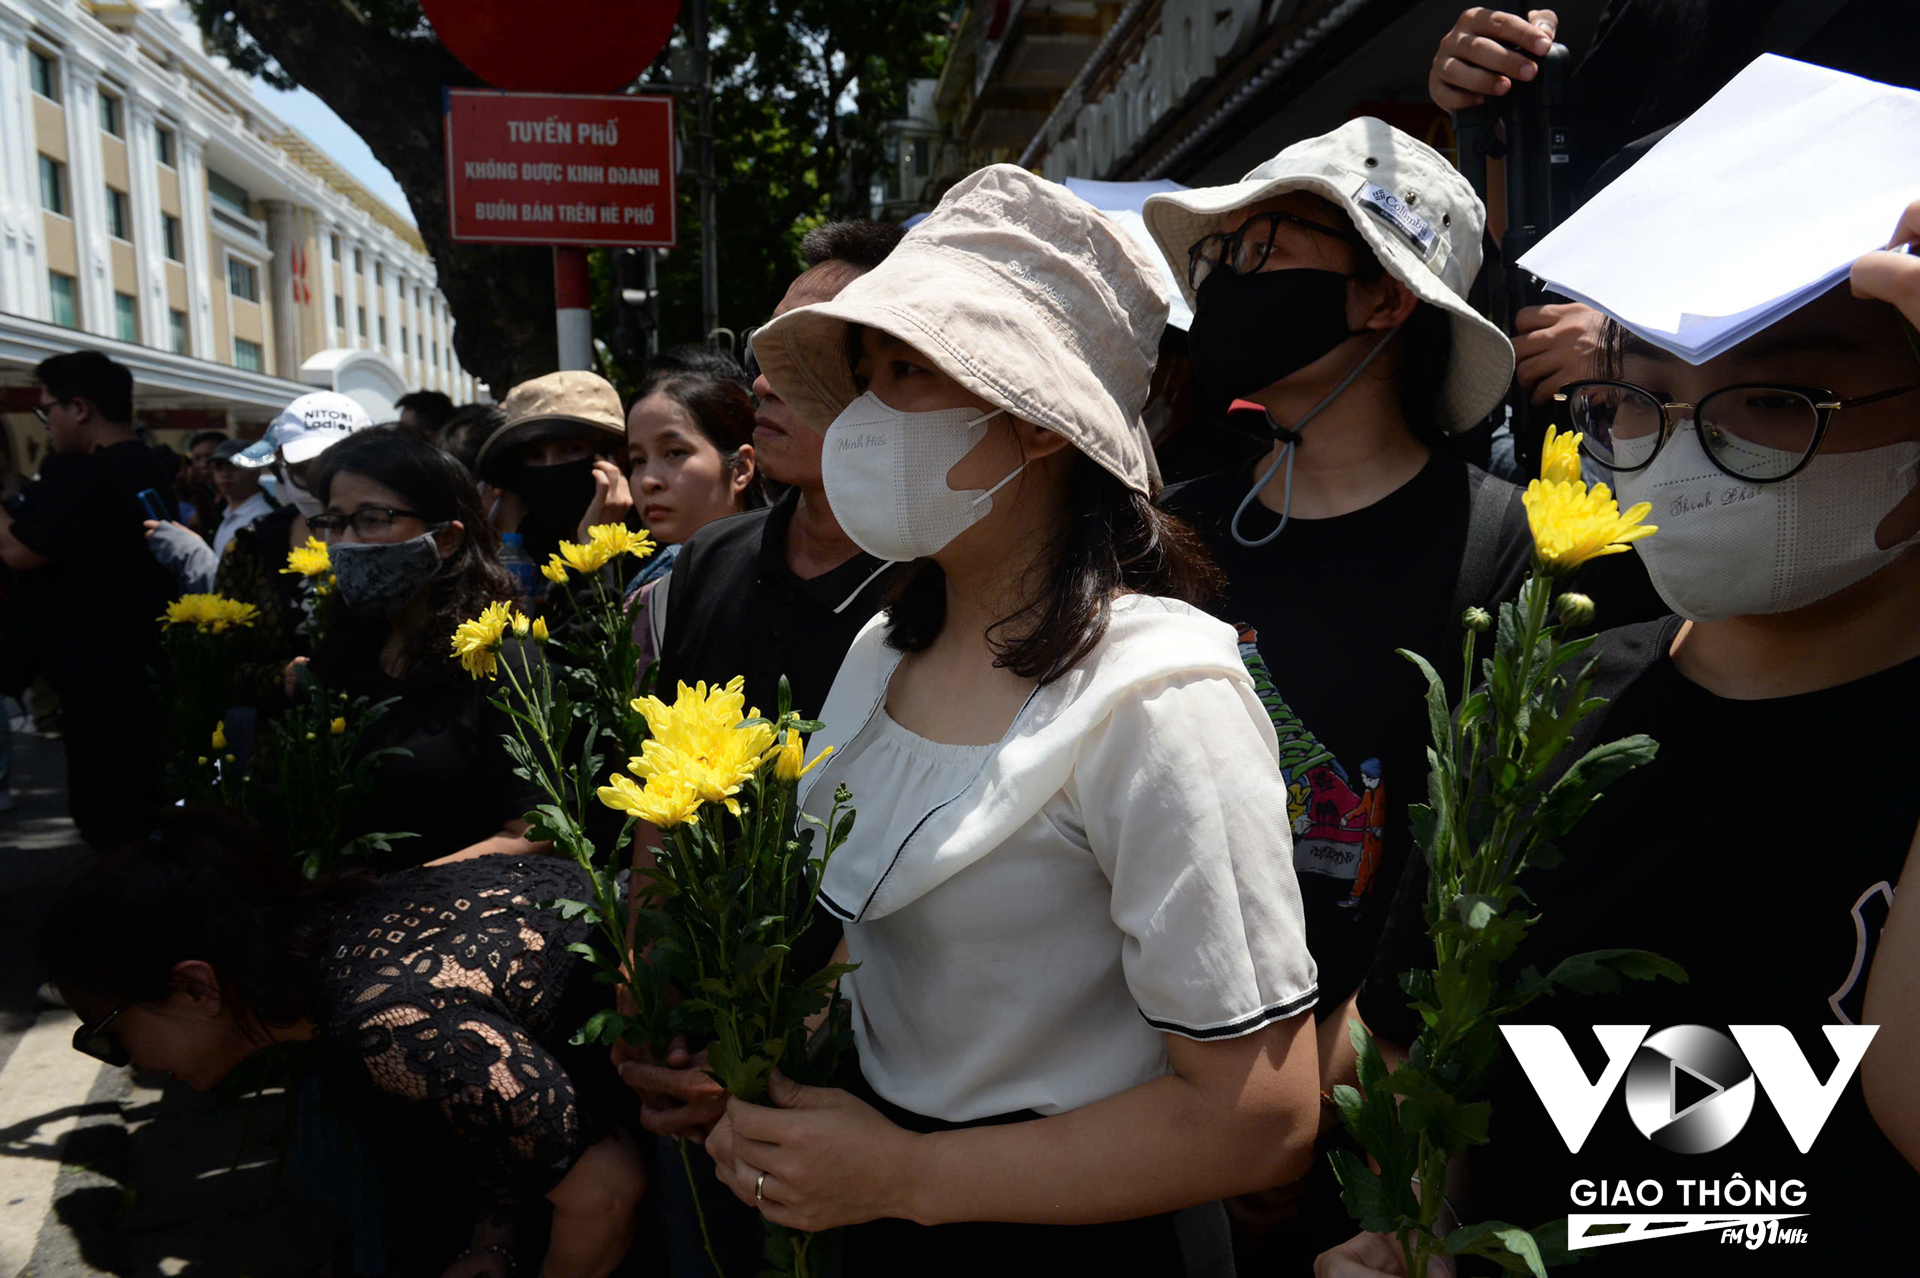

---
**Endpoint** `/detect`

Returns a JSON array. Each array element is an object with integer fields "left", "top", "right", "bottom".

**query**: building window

[
  {"left": 226, "top": 256, "right": 259, "bottom": 302},
  {"left": 163, "top": 212, "right": 183, "bottom": 262},
  {"left": 106, "top": 186, "right": 131, "bottom": 240},
  {"left": 414, "top": 286, "right": 422, "bottom": 310},
  {"left": 29, "top": 49, "right": 57, "bottom": 102},
  {"left": 374, "top": 261, "right": 384, "bottom": 287},
  {"left": 48, "top": 272, "right": 77, "bottom": 328},
  {"left": 378, "top": 316, "right": 388, "bottom": 346},
  {"left": 98, "top": 90, "right": 123, "bottom": 137},
  {"left": 38, "top": 155, "right": 66, "bottom": 216},
  {"left": 400, "top": 325, "right": 408, "bottom": 356},
  {"left": 329, "top": 233, "right": 340, "bottom": 261},
  {"left": 168, "top": 308, "right": 188, "bottom": 354},
  {"left": 207, "top": 170, "right": 251, "bottom": 218},
  {"left": 417, "top": 333, "right": 425, "bottom": 359},
  {"left": 114, "top": 292, "right": 138, "bottom": 342},
  {"left": 354, "top": 248, "right": 363, "bottom": 274},
  {"left": 233, "top": 338, "right": 264, "bottom": 372},
  {"left": 334, "top": 295, "right": 345, "bottom": 330},
  {"left": 156, "top": 123, "right": 176, "bottom": 167},
  {"left": 431, "top": 341, "right": 439, "bottom": 367},
  {"left": 356, "top": 305, "right": 366, "bottom": 336}
]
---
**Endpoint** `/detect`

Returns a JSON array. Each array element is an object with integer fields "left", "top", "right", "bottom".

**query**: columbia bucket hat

[
  {"left": 1143, "top": 117, "right": 1514, "bottom": 432},
  {"left": 751, "top": 163, "right": 1169, "bottom": 496}
]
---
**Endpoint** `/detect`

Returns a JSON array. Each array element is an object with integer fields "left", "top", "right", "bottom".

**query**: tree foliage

[{"left": 184, "top": 0, "right": 948, "bottom": 393}]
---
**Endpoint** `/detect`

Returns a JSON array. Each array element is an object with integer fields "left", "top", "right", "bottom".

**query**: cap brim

[
  {"left": 475, "top": 416, "right": 624, "bottom": 472},
  {"left": 1144, "top": 176, "right": 1514, "bottom": 432},
  {"left": 230, "top": 440, "right": 276, "bottom": 470}
]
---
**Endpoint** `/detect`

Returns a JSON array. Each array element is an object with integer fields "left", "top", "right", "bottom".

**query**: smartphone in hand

[{"left": 136, "top": 488, "right": 170, "bottom": 522}]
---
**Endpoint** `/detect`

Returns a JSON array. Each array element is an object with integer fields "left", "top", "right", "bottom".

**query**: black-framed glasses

[
  {"left": 1555, "top": 379, "right": 1920, "bottom": 484},
  {"left": 306, "top": 507, "right": 428, "bottom": 540},
  {"left": 33, "top": 399, "right": 67, "bottom": 423},
  {"left": 1187, "top": 211, "right": 1359, "bottom": 291},
  {"left": 73, "top": 1001, "right": 132, "bottom": 1067}
]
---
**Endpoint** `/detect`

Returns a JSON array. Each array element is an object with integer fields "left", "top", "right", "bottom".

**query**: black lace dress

[{"left": 313, "top": 856, "right": 615, "bottom": 1220}]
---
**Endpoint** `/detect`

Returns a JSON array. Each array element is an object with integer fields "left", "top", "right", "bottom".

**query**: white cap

[{"left": 233, "top": 392, "right": 375, "bottom": 469}]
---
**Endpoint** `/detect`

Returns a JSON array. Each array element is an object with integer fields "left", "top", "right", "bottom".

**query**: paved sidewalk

[{"left": 2, "top": 727, "right": 332, "bottom": 1278}]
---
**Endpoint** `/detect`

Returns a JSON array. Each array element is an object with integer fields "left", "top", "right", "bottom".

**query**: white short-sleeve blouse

[{"left": 799, "top": 595, "right": 1317, "bottom": 1123}]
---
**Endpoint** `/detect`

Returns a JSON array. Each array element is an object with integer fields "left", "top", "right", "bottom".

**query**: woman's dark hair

[
  {"left": 310, "top": 430, "right": 513, "bottom": 680},
  {"left": 39, "top": 807, "right": 366, "bottom": 1036},
  {"left": 885, "top": 451, "right": 1225, "bottom": 685},
  {"left": 634, "top": 370, "right": 766, "bottom": 510}
]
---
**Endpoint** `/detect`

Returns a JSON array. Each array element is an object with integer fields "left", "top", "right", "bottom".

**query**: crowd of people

[{"left": 2, "top": 9, "right": 1917, "bottom": 1277}]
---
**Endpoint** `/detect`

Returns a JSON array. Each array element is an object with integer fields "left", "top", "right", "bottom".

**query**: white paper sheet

[{"left": 1517, "top": 54, "right": 1920, "bottom": 363}]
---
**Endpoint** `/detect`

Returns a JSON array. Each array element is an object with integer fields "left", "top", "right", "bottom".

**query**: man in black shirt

[
  {"left": 1325, "top": 218, "right": 1920, "bottom": 1275},
  {"left": 0, "top": 350, "right": 175, "bottom": 850},
  {"left": 652, "top": 219, "right": 908, "bottom": 722},
  {"left": 622, "top": 220, "right": 906, "bottom": 1278}
]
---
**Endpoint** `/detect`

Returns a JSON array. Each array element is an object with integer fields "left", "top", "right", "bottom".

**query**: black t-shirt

[
  {"left": 1357, "top": 619, "right": 1920, "bottom": 1273},
  {"left": 657, "top": 488, "right": 901, "bottom": 722},
  {"left": 321, "top": 644, "right": 546, "bottom": 871},
  {"left": 8, "top": 440, "right": 177, "bottom": 683},
  {"left": 1163, "top": 453, "right": 1534, "bottom": 1011}
]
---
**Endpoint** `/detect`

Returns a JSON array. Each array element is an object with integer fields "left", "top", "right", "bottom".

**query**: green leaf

[
  {"left": 1436, "top": 1220, "right": 1553, "bottom": 1278},
  {"left": 1534, "top": 734, "right": 1659, "bottom": 839},
  {"left": 1542, "top": 948, "right": 1688, "bottom": 995},
  {"left": 1326, "top": 1148, "right": 1420, "bottom": 1237}
]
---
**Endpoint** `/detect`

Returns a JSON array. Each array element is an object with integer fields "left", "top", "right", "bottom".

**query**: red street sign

[{"left": 444, "top": 89, "right": 677, "bottom": 248}]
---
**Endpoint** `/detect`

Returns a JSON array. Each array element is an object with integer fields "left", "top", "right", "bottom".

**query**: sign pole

[{"left": 554, "top": 245, "right": 594, "bottom": 371}]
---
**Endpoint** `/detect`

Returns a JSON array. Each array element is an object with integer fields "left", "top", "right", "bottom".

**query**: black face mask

[
  {"left": 509, "top": 457, "right": 599, "bottom": 561},
  {"left": 1187, "top": 267, "right": 1360, "bottom": 403}
]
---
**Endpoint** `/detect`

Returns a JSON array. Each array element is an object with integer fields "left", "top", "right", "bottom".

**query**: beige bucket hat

[
  {"left": 1143, "top": 117, "right": 1514, "bottom": 432},
  {"left": 751, "top": 163, "right": 1169, "bottom": 496},
  {"left": 475, "top": 370, "right": 626, "bottom": 475}
]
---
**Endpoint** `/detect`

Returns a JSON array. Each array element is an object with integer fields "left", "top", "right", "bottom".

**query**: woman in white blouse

[{"left": 705, "top": 165, "right": 1321, "bottom": 1272}]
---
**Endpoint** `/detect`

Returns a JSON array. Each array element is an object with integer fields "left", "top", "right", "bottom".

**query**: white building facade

[{"left": 0, "top": 0, "right": 477, "bottom": 450}]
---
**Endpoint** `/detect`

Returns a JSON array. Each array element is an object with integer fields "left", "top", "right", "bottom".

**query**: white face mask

[
  {"left": 277, "top": 463, "right": 324, "bottom": 519},
  {"left": 1613, "top": 425, "right": 1920, "bottom": 622},
  {"left": 820, "top": 391, "right": 1022, "bottom": 563}
]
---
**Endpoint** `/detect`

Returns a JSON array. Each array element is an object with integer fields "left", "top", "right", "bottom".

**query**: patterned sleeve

[{"left": 350, "top": 999, "right": 596, "bottom": 1209}]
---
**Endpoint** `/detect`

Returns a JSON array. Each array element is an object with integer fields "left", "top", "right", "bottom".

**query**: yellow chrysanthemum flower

[
  {"left": 765, "top": 732, "right": 833, "bottom": 784},
  {"left": 597, "top": 771, "right": 705, "bottom": 829},
  {"left": 1522, "top": 478, "right": 1657, "bottom": 575},
  {"left": 512, "top": 611, "right": 531, "bottom": 638},
  {"left": 586, "top": 523, "right": 655, "bottom": 564},
  {"left": 211, "top": 721, "right": 227, "bottom": 751},
  {"left": 329, "top": 717, "right": 347, "bottom": 735},
  {"left": 449, "top": 600, "right": 516, "bottom": 679},
  {"left": 540, "top": 555, "right": 569, "bottom": 584},
  {"left": 161, "top": 593, "right": 261, "bottom": 633},
  {"left": 281, "top": 537, "right": 332, "bottom": 577},
  {"left": 555, "top": 539, "right": 613, "bottom": 574},
  {"left": 1539, "top": 424, "right": 1586, "bottom": 487},
  {"left": 619, "top": 678, "right": 776, "bottom": 818},
  {"left": 531, "top": 616, "right": 549, "bottom": 643}
]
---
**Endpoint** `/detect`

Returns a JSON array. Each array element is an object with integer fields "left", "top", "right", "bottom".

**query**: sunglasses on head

[{"left": 73, "top": 1001, "right": 132, "bottom": 1067}]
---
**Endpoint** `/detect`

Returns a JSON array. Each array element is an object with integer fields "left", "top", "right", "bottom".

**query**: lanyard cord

[{"left": 1229, "top": 327, "right": 1402, "bottom": 549}]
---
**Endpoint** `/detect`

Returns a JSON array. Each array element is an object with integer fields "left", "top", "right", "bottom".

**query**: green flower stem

[{"left": 676, "top": 1135, "right": 725, "bottom": 1278}]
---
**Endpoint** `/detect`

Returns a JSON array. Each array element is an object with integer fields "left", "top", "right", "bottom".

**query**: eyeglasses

[
  {"left": 1187, "top": 211, "right": 1360, "bottom": 291},
  {"left": 33, "top": 399, "right": 67, "bottom": 423},
  {"left": 73, "top": 1001, "right": 132, "bottom": 1067},
  {"left": 306, "top": 507, "right": 428, "bottom": 540},
  {"left": 1555, "top": 379, "right": 1920, "bottom": 484},
  {"left": 741, "top": 324, "right": 763, "bottom": 386}
]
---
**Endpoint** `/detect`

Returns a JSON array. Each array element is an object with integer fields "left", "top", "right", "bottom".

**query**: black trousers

[{"left": 57, "top": 678, "right": 161, "bottom": 852}]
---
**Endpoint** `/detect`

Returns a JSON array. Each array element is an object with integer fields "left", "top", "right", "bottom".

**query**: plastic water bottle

[{"left": 498, "top": 531, "right": 542, "bottom": 604}]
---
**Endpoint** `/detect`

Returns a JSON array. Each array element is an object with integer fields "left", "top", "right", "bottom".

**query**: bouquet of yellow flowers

[
  {"left": 156, "top": 592, "right": 260, "bottom": 799},
  {"left": 1331, "top": 428, "right": 1685, "bottom": 1277},
  {"left": 536, "top": 523, "right": 657, "bottom": 746},
  {"left": 451, "top": 592, "right": 856, "bottom": 1278}
]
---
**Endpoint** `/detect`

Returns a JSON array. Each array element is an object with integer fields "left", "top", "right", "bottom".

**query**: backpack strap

[{"left": 1448, "top": 471, "right": 1525, "bottom": 622}]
